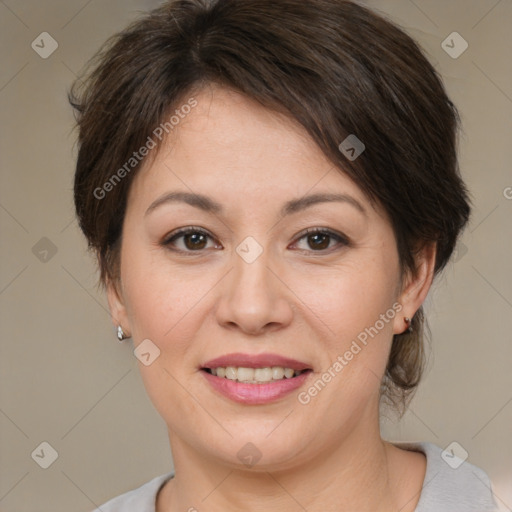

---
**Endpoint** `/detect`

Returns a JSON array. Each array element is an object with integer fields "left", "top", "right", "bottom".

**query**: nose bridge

[
  {"left": 215, "top": 236, "right": 293, "bottom": 333},
  {"left": 231, "top": 238, "right": 275, "bottom": 301}
]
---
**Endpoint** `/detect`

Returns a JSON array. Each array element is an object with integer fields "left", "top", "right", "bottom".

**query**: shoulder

[
  {"left": 394, "top": 441, "right": 498, "bottom": 512},
  {"left": 91, "top": 472, "right": 174, "bottom": 512}
]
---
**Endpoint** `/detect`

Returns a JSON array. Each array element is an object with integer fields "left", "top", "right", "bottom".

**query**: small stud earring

[
  {"left": 117, "top": 325, "right": 128, "bottom": 341},
  {"left": 404, "top": 317, "right": 413, "bottom": 333}
]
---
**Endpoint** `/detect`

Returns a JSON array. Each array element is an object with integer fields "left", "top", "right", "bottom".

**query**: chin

[{"left": 203, "top": 430, "right": 311, "bottom": 471}]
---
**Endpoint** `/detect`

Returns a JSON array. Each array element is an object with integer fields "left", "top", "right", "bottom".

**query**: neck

[{"left": 157, "top": 403, "right": 416, "bottom": 512}]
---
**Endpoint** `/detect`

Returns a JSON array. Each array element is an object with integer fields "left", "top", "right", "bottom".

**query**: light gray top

[{"left": 92, "top": 442, "right": 498, "bottom": 511}]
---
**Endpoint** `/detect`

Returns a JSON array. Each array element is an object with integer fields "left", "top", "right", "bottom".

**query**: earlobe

[
  {"left": 393, "top": 242, "right": 436, "bottom": 335},
  {"left": 106, "top": 276, "right": 131, "bottom": 339}
]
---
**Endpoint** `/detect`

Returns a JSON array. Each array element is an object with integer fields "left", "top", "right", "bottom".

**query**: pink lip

[
  {"left": 201, "top": 352, "right": 312, "bottom": 371},
  {"left": 201, "top": 369, "right": 312, "bottom": 405}
]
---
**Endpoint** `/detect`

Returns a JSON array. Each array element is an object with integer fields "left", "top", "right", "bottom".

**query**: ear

[
  {"left": 106, "top": 276, "right": 131, "bottom": 336},
  {"left": 393, "top": 242, "right": 437, "bottom": 335}
]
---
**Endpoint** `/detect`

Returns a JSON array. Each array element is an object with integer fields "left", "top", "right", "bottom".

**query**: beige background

[{"left": 0, "top": 0, "right": 511, "bottom": 510}]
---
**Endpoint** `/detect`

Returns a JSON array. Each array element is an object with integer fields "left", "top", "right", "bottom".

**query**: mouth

[
  {"left": 199, "top": 353, "right": 314, "bottom": 403},
  {"left": 199, "top": 352, "right": 313, "bottom": 384},
  {"left": 200, "top": 366, "right": 313, "bottom": 384}
]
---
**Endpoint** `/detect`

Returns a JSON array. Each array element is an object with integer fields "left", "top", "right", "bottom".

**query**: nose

[{"left": 215, "top": 247, "right": 294, "bottom": 336}]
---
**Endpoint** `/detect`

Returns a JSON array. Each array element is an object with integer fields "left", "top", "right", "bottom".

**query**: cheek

[
  {"left": 119, "top": 246, "right": 214, "bottom": 421},
  {"left": 120, "top": 227, "right": 190, "bottom": 330},
  {"left": 122, "top": 254, "right": 208, "bottom": 343},
  {"left": 288, "top": 252, "right": 400, "bottom": 398},
  {"left": 120, "top": 240, "right": 227, "bottom": 383},
  {"left": 295, "top": 257, "right": 399, "bottom": 339}
]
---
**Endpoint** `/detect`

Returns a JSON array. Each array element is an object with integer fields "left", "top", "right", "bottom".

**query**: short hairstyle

[{"left": 69, "top": 0, "right": 471, "bottom": 411}]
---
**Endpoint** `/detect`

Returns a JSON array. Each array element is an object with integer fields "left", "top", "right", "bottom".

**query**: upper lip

[{"left": 201, "top": 353, "right": 312, "bottom": 371}]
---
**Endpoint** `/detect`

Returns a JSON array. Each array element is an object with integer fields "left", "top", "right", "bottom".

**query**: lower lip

[{"left": 201, "top": 369, "right": 312, "bottom": 405}]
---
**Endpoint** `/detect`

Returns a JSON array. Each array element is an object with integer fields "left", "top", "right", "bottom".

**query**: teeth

[
  {"left": 272, "top": 367, "right": 284, "bottom": 380},
  {"left": 207, "top": 366, "right": 304, "bottom": 383},
  {"left": 238, "top": 367, "right": 255, "bottom": 381},
  {"left": 255, "top": 367, "right": 272, "bottom": 381},
  {"left": 283, "top": 368, "right": 295, "bottom": 379},
  {"left": 225, "top": 367, "right": 237, "bottom": 380}
]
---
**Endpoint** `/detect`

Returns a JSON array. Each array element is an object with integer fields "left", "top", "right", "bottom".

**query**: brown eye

[
  {"left": 182, "top": 232, "right": 208, "bottom": 250},
  {"left": 307, "top": 232, "right": 331, "bottom": 250},
  {"left": 293, "top": 228, "right": 349, "bottom": 253},
  {"left": 162, "top": 227, "right": 218, "bottom": 253}
]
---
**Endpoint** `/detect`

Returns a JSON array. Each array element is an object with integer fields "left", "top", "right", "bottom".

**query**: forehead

[
  {"left": 128, "top": 85, "right": 370, "bottom": 215},
  {"left": 168, "top": 86, "right": 327, "bottom": 172}
]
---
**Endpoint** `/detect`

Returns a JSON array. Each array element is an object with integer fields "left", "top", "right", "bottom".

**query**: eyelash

[{"left": 161, "top": 226, "right": 350, "bottom": 255}]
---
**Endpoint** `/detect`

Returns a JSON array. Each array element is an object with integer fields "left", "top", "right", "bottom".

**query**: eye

[
  {"left": 291, "top": 227, "right": 349, "bottom": 253},
  {"left": 162, "top": 226, "right": 349, "bottom": 255},
  {"left": 162, "top": 227, "right": 220, "bottom": 253}
]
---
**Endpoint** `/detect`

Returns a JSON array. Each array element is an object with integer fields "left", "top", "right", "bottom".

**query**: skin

[{"left": 107, "top": 84, "right": 436, "bottom": 512}]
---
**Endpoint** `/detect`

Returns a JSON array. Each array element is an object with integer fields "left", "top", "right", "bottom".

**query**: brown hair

[{"left": 69, "top": 0, "right": 471, "bottom": 411}]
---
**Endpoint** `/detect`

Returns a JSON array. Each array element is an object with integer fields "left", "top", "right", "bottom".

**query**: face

[{"left": 108, "top": 85, "right": 432, "bottom": 471}]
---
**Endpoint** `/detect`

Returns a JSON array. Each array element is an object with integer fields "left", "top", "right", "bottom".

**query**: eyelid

[
  {"left": 162, "top": 226, "right": 219, "bottom": 249},
  {"left": 162, "top": 225, "right": 211, "bottom": 243},
  {"left": 294, "top": 226, "right": 349, "bottom": 244},
  {"left": 290, "top": 227, "right": 350, "bottom": 252}
]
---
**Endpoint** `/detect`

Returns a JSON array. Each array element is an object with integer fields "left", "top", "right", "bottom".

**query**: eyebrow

[{"left": 144, "top": 191, "right": 366, "bottom": 217}]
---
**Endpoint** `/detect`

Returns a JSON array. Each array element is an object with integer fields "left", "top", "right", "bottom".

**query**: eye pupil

[
  {"left": 185, "top": 232, "right": 207, "bottom": 250},
  {"left": 308, "top": 233, "right": 330, "bottom": 250}
]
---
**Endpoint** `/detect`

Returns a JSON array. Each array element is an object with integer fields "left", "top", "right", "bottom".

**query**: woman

[{"left": 69, "top": 0, "right": 498, "bottom": 510}]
